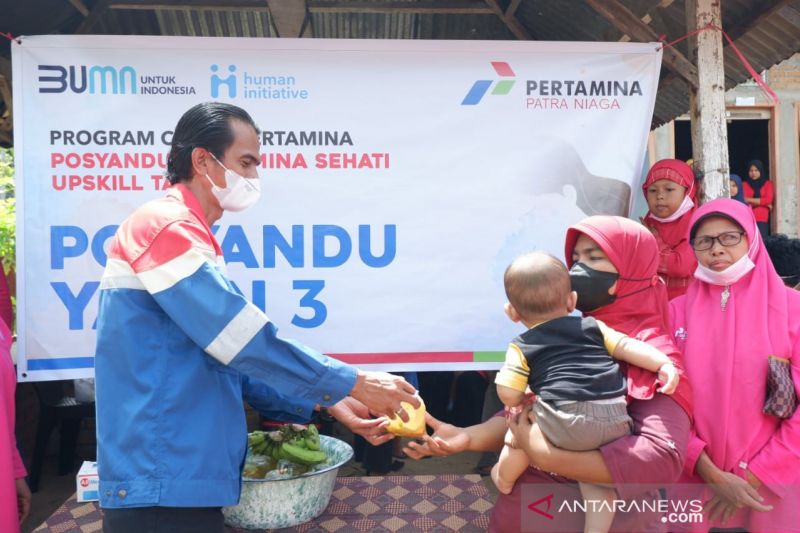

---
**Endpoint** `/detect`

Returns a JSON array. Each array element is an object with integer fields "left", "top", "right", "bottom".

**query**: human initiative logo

[
  {"left": 210, "top": 64, "right": 237, "bottom": 98},
  {"left": 461, "top": 61, "right": 516, "bottom": 105},
  {"left": 209, "top": 63, "right": 308, "bottom": 100}
]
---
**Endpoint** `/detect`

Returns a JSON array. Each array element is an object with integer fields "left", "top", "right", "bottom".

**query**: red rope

[
  {"left": 657, "top": 23, "right": 778, "bottom": 104},
  {"left": 0, "top": 32, "right": 21, "bottom": 44},
  {"left": 657, "top": 22, "right": 716, "bottom": 50}
]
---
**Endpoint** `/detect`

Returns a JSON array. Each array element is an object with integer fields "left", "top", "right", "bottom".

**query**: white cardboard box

[{"left": 76, "top": 461, "right": 99, "bottom": 502}]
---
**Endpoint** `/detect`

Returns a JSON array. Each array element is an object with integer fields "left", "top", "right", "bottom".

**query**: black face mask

[{"left": 569, "top": 262, "right": 619, "bottom": 312}]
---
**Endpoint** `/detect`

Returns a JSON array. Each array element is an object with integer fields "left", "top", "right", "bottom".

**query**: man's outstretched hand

[
  {"left": 328, "top": 397, "right": 394, "bottom": 446},
  {"left": 349, "top": 370, "right": 420, "bottom": 422}
]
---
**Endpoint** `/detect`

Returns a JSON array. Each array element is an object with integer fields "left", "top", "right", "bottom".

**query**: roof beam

[
  {"left": 67, "top": 0, "right": 91, "bottom": 17},
  {"left": 311, "top": 0, "right": 491, "bottom": 14},
  {"left": 266, "top": 0, "right": 312, "bottom": 37},
  {"left": 109, "top": 0, "right": 494, "bottom": 14},
  {"left": 586, "top": 0, "right": 699, "bottom": 89},
  {"left": 658, "top": 0, "right": 792, "bottom": 98},
  {"left": 110, "top": 0, "right": 266, "bottom": 10},
  {"left": 76, "top": 0, "right": 111, "bottom": 33},
  {"left": 484, "top": 0, "right": 532, "bottom": 40}
]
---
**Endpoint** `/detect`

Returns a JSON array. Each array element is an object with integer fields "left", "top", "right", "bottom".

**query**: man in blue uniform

[{"left": 95, "top": 102, "right": 418, "bottom": 532}]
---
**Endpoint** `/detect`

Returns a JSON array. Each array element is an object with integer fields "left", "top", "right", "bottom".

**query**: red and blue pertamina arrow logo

[{"left": 461, "top": 61, "right": 516, "bottom": 105}]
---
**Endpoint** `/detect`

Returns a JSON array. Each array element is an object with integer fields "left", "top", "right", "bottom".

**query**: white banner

[{"left": 12, "top": 35, "right": 661, "bottom": 381}]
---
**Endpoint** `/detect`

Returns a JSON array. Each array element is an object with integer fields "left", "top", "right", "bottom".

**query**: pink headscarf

[
  {"left": 0, "top": 318, "right": 19, "bottom": 532},
  {"left": 641, "top": 160, "right": 698, "bottom": 300},
  {"left": 668, "top": 198, "right": 800, "bottom": 530},
  {"left": 565, "top": 216, "right": 693, "bottom": 417},
  {"left": 641, "top": 159, "right": 696, "bottom": 201},
  {"left": 675, "top": 198, "right": 800, "bottom": 494}
]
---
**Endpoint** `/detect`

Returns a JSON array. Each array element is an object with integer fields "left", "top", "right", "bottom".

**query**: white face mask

[
  {"left": 649, "top": 195, "right": 695, "bottom": 223},
  {"left": 205, "top": 153, "right": 261, "bottom": 212},
  {"left": 693, "top": 237, "right": 757, "bottom": 286}
]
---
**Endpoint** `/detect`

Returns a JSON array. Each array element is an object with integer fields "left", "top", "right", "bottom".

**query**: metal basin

[{"left": 223, "top": 435, "right": 353, "bottom": 530}]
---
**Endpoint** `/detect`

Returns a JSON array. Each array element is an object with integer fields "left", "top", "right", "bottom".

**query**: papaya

[{"left": 386, "top": 397, "right": 426, "bottom": 438}]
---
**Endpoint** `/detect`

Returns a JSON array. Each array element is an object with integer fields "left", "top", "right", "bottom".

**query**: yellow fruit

[{"left": 386, "top": 398, "right": 426, "bottom": 437}]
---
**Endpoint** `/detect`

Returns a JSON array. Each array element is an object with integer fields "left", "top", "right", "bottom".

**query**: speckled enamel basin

[{"left": 223, "top": 435, "right": 354, "bottom": 530}]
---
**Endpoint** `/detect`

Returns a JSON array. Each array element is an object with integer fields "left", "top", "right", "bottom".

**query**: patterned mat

[{"left": 34, "top": 475, "right": 494, "bottom": 532}]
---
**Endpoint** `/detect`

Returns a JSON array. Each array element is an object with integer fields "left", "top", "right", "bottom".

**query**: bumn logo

[
  {"left": 461, "top": 61, "right": 516, "bottom": 105},
  {"left": 211, "top": 64, "right": 237, "bottom": 97},
  {"left": 38, "top": 65, "right": 137, "bottom": 94}
]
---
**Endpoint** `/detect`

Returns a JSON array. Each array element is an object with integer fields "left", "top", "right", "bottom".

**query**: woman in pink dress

[
  {"left": 670, "top": 198, "right": 800, "bottom": 531},
  {"left": 0, "top": 258, "right": 29, "bottom": 533}
]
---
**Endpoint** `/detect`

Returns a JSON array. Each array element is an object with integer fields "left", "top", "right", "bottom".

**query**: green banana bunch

[{"left": 245, "top": 424, "right": 327, "bottom": 471}]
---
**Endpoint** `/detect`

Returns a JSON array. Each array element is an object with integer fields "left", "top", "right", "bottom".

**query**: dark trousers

[
  {"left": 448, "top": 371, "right": 489, "bottom": 428},
  {"left": 757, "top": 221, "right": 770, "bottom": 239},
  {"left": 353, "top": 436, "right": 394, "bottom": 473},
  {"left": 417, "top": 371, "right": 454, "bottom": 421},
  {"left": 103, "top": 506, "right": 225, "bottom": 533},
  {"left": 476, "top": 376, "right": 503, "bottom": 470}
]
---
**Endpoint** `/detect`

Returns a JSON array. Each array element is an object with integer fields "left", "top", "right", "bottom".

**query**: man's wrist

[{"left": 350, "top": 370, "right": 365, "bottom": 397}]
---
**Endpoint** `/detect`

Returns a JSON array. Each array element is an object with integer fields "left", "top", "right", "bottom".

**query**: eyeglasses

[{"left": 691, "top": 231, "right": 745, "bottom": 251}]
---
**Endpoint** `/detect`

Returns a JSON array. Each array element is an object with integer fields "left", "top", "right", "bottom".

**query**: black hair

[
  {"left": 689, "top": 213, "right": 743, "bottom": 241},
  {"left": 746, "top": 159, "right": 767, "bottom": 180},
  {"left": 764, "top": 234, "right": 800, "bottom": 287},
  {"left": 166, "top": 102, "right": 260, "bottom": 184},
  {"left": 504, "top": 252, "right": 571, "bottom": 320}
]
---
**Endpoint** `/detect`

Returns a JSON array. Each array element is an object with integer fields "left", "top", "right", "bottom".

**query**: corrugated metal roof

[
  {"left": 311, "top": 12, "right": 418, "bottom": 39},
  {"left": 2, "top": 0, "right": 799, "bottom": 129},
  {"left": 153, "top": 9, "right": 275, "bottom": 38}
]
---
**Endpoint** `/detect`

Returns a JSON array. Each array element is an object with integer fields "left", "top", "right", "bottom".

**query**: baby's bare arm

[
  {"left": 612, "top": 337, "right": 679, "bottom": 394},
  {"left": 496, "top": 383, "right": 526, "bottom": 408},
  {"left": 612, "top": 337, "right": 669, "bottom": 372}
]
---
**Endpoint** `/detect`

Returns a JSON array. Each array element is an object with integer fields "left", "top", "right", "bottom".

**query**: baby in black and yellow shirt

[{"left": 494, "top": 252, "right": 679, "bottom": 533}]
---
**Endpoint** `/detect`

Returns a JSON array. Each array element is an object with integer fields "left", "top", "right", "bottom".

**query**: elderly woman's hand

[
  {"left": 704, "top": 470, "right": 773, "bottom": 521},
  {"left": 402, "top": 413, "right": 471, "bottom": 459},
  {"left": 697, "top": 452, "right": 773, "bottom": 520}
]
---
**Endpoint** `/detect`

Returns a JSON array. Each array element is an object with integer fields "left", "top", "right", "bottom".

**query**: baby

[{"left": 493, "top": 252, "right": 679, "bottom": 533}]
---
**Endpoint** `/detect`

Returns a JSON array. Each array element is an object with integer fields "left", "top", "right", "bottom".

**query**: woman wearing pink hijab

[
  {"left": 670, "top": 198, "right": 800, "bottom": 531},
  {"left": 405, "top": 216, "right": 693, "bottom": 532},
  {"left": 0, "top": 260, "right": 29, "bottom": 533}
]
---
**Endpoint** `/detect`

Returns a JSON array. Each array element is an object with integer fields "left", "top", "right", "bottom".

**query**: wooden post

[
  {"left": 267, "top": 0, "right": 313, "bottom": 38},
  {"left": 687, "top": 0, "right": 730, "bottom": 201},
  {"left": 685, "top": 0, "right": 701, "bottom": 184}
]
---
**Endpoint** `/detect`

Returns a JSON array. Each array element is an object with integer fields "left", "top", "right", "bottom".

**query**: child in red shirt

[{"left": 641, "top": 159, "right": 697, "bottom": 300}]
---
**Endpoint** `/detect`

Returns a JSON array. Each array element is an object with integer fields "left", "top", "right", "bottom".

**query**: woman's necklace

[{"left": 721, "top": 285, "right": 731, "bottom": 310}]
